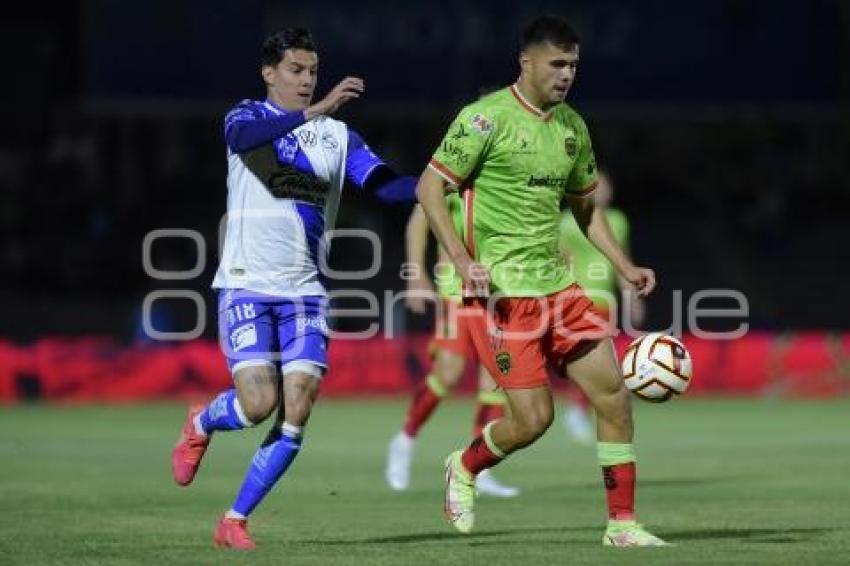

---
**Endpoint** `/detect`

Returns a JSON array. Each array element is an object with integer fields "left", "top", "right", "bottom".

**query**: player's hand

[
  {"left": 458, "top": 259, "right": 491, "bottom": 298},
  {"left": 308, "top": 76, "right": 364, "bottom": 117},
  {"left": 623, "top": 266, "right": 656, "bottom": 297},
  {"left": 406, "top": 275, "right": 435, "bottom": 314}
]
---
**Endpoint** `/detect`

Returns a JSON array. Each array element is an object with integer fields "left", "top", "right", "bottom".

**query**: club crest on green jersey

[
  {"left": 470, "top": 113, "right": 493, "bottom": 135},
  {"left": 495, "top": 351, "right": 512, "bottom": 375},
  {"left": 564, "top": 136, "right": 578, "bottom": 158}
]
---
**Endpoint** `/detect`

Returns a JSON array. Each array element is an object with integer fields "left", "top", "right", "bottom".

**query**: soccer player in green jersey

[
  {"left": 385, "top": 200, "right": 519, "bottom": 498},
  {"left": 558, "top": 170, "right": 646, "bottom": 444},
  {"left": 416, "top": 15, "right": 667, "bottom": 546}
]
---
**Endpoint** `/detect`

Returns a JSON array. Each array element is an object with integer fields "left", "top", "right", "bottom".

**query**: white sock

[
  {"left": 281, "top": 422, "right": 303, "bottom": 440},
  {"left": 193, "top": 413, "right": 208, "bottom": 437},
  {"left": 225, "top": 509, "right": 246, "bottom": 520}
]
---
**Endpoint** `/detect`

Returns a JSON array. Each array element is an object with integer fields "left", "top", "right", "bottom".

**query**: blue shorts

[{"left": 218, "top": 290, "right": 329, "bottom": 378}]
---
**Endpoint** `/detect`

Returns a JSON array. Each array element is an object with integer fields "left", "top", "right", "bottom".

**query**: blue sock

[
  {"left": 198, "top": 389, "right": 253, "bottom": 434},
  {"left": 231, "top": 423, "right": 303, "bottom": 517}
]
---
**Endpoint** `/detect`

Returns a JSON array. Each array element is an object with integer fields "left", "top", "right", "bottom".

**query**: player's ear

[
  {"left": 261, "top": 64, "right": 275, "bottom": 87},
  {"left": 518, "top": 50, "right": 532, "bottom": 74}
]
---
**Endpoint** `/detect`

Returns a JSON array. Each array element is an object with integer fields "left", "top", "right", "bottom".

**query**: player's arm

[
  {"left": 613, "top": 222, "right": 646, "bottom": 326},
  {"left": 346, "top": 130, "right": 417, "bottom": 203},
  {"left": 566, "top": 194, "right": 655, "bottom": 297},
  {"left": 404, "top": 205, "right": 436, "bottom": 313},
  {"left": 225, "top": 77, "right": 365, "bottom": 153},
  {"left": 564, "top": 116, "right": 655, "bottom": 297},
  {"left": 417, "top": 107, "right": 494, "bottom": 295},
  {"left": 416, "top": 170, "right": 490, "bottom": 296}
]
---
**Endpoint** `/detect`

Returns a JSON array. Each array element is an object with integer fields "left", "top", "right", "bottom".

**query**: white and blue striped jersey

[{"left": 212, "top": 99, "right": 385, "bottom": 297}]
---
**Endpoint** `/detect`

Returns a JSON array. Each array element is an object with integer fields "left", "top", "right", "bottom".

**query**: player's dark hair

[
  {"left": 262, "top": 28, "right": 316, "bottom": 67},
  {"left": 521, "top": 15, "right": 580, "bottom": 52}
]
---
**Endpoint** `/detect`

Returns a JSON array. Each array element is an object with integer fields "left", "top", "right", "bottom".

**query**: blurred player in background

[
  {"left": 169, "top": 28, "right": 415, "bottom": 550},
  {"left": 416, "top": 15, "right": 667, "bottom": 546},
  {"left": 385, "top": 202, "right": 519, "bottom": 498},
  {"left": 557, "top": 169, "right": 645, "bottom": 444}
]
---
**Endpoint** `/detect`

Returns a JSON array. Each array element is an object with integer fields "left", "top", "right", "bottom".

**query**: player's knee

[
  {"left": 282, "top": 378, "right": 319, "bottom": 426},
  {"left": 529, "top": 405, "right": 554, "bottom": 437},
  {"left": 283, "top": 394, "right": 314, "bottom": 426},
  {"left": 433, "top": 370, "right": 460, "bottom": 389},
  {"left": 240, "top": 393, "right": 277, "bottom": 424},
  {"left": 516, "top": 404, "right": 553, "bottom": 444},
  {"left": 433, "top": 355, "right": 464, "bottom": 386}
]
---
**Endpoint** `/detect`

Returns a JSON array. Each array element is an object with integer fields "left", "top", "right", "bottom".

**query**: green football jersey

[
  {"left": 429, "top": 85, "right": 598, "bottom": 296},
  {"left": 434, "top": 193, "right": 464, "bottom": 299},
  {"left": 559, "top": 208, "right": 629, "bottom": 311}
]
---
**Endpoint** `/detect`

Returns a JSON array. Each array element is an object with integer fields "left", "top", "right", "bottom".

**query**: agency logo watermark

[{"left": 141, "top": 224, "right": 749, "bottom": 346}]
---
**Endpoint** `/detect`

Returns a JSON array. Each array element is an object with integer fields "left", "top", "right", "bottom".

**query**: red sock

[
  {"left": 461, "top": 434, "right": 503, "bottom": 476},
  {"left": 472, "top": 402, "right": 505, "bottom": 438},
  {"left": 403, "top": 381, "right": 442, "bottom": 437},
  {"left": 602, "top": 462, "right": 636, "bottom": 520}
]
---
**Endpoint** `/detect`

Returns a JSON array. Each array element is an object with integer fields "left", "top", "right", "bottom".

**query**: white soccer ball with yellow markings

[{"left": 621, "top": 333, "right": 693, "bottom": 403}]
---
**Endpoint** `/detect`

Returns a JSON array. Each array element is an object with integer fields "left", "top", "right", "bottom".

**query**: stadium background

[
  {"left": 1, "top": 3, "right": 850, "bottom": 564},
  {"left": 2, "top": 0, "right": 848, "bottom": 400}
]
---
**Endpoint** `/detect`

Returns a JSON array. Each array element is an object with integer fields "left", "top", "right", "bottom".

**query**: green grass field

[{"left": 1, "top": 398, "right": 849, "bottom": 565}]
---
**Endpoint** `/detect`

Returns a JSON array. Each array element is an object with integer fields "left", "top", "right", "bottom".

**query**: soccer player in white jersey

[{"left": 169, "top": 28, "right": 416, "bottom": 550}]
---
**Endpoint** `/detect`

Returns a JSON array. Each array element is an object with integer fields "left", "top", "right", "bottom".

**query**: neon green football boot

[
  {"left": 443, "top": 451, "right": 476, "bottom": 534},
  {"left": 603, "top": 520, "right": 669, "bottom": 547}
]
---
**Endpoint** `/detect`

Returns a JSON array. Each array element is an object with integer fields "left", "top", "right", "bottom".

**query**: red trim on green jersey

[
  {"left": 462, "top": 185, "right": 476, "bottom": 296},
  {"left": 509, "top": 84, "right": 552, "bottom": 121},
  {"left": 463, "top": 185, "right": 476, "bottom": 259},
  {"left": 428, "top": 158, "right": 463, "bottom": 186}
]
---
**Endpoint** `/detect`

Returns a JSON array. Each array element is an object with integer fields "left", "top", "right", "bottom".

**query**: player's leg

[
  {"left": 402, "top": 299, "right": 469, "bottom": 437},
  {"left": 444, "top": 385, "right": 552, "bottom": 533},
  {"left": 472, "top": 366, "right": 520, "bottom": 498},
  {"left": 215, "top": 366, "right": 319, "bottom": 550},
  {"left": 402, "top": 348, "right": 465, "bottom": 438},
  {"left": 387, "top": 299, "right": 468, "bottom": 491},
  {"left": 172, "top": 292, "right": 277, "bottom": 486},
  {"left": 471, "top": 366, "right": 505, "bottom": 438},
  {"left": 443, "top": 297, "right": 550, "bottom": 532},
  {"left": 566, "top": 339, "right": 666, "bottom": 547},
  {"left": 562, "top": 306, "right": 608, "bottom": 444},
  {"left": 562, "top": 379, "right": 594, "bottom": 444},
  {"left": 214, "top": 296, "right": 327, "bottom": 550},
  {"left": 387, "top": 348, "right": 465, "bottom": 490}
]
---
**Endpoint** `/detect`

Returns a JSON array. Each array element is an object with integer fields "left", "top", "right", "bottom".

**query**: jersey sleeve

[
  {"left": 223, "top": 100, "right": 307, "bottom": 153},
  {"left": 428, "top": 104, "right": 495, "bottom": 187},
  {"left": 224, "top": 100, "right": 265, "bottom": 137},
  {"left": 345, "top": 129, "right": 386, "bottom": 188},
  {"left": 565, "top": 115, "right": 598, "bottom": 196}
]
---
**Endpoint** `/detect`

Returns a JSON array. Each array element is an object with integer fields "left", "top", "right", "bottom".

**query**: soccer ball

[{"left": 621, "top": 333, "right": 693, "bottom": 402}]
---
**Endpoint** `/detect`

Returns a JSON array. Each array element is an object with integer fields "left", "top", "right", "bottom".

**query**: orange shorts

[
  {"left": 465, "top": 284, "right": 613, "bottom": 389},
  {"left": 429, "top": 298, "right": 477, "bottom": 359}
]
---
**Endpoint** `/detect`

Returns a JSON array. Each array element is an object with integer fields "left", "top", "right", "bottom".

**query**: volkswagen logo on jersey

[{"left": 299, "top": 129, "right": 317, "bottom": 147}]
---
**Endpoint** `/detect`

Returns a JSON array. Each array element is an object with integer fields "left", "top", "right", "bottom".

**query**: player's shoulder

[
  {"left": 224, "top": 98, "right": 267, "bottom": 121},
  {"left": 454, "top": 87, "right": 514, "bottom": 132}
]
